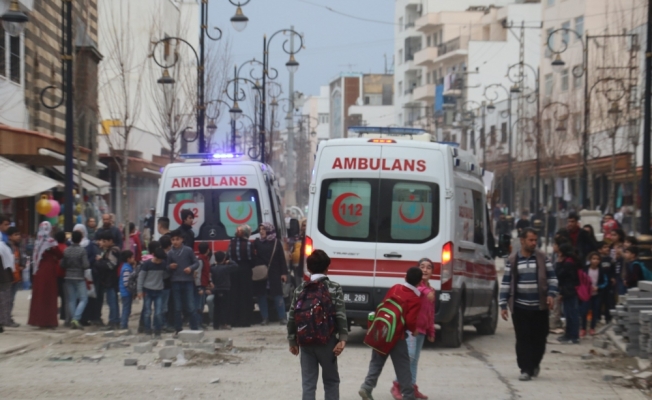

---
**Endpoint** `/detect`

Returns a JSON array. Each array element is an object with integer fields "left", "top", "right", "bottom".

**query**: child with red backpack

[
  {"left": 287, "top": 250, "right": 347, "bottom": 400},
  {"left": 359, "top": 267, "right": 423, "bottom": 400}
]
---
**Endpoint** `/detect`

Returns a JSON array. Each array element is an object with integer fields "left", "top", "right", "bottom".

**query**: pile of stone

[{"left": 611, "top": 281, "right": 652, "bottom": 358}]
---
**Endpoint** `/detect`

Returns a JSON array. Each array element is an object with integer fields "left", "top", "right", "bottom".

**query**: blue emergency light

[{"left": 179, "top": 153, "right": 244, "bottom": 160}]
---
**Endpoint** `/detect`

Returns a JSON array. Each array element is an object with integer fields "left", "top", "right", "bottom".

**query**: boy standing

[
  {"left": 119, "top": 250, "right": 135, "bottom": 330},
  {"left": 61, "top": 231, "right": 90, "bottom": 329},
  {"left": 624, "top": 246, "right": 647, "bottom": 288},
  {"left": 138, "top": 248, "right": 169, "bottom": 337},
  {"left": 211, "top": 251, "right": 238, "bottom": 330},
  {"left": 359, "top": 267, "right": 423, "bottom": 400},
  {"left": 598, "top": 241, "right": 616, "bottom": 323},
  {"left": 96, "top": 231, "right": 121, "bottom": 330},
  {"left": 168, "top": 230, "right": 199, "bottom": 334},
  {"left": 287, "top": 250, "right": 347, "bottom": 400}
]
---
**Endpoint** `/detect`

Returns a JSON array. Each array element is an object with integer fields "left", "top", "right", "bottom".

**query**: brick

[
  {"left": 124, "top": 359, "right": 138, "bottom": 366},
  {"left": 639, "top": 281, "right": 652, "bottom": 292},
  {"left": 165, "top": 339, "right": 175, "bottom": 346},
  {"left": 137, "top": 365, "right": 146, "bottom": 370},
  {"left": 133, "top": 343, "right": 153, "bottom": 354},
  {"left": 159, "top": 346, "right": 183, "bottom": 360},
  {"left": 178, "top": 330, "right": 204, "bottom": 343},
  {"left": 162, "top": 359, "right": 172, "bottom": 368}
]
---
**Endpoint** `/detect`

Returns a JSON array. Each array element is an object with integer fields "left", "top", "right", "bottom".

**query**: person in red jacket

[
  {"left": 359, "top": 267, "right": 423, "bottom": 400},
  {"left": 196, "top": 242, "right": 213, "bottom": 325}
]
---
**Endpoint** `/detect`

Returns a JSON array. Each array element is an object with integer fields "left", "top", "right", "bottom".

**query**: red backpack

[
  {"left": 294, "top": 280, "right": 336, "bottom": 346},
  {"left": 576, "top": 269, "right": 592, "bottom": 302},
  {"left": 364, "top": 296, "right": 406, "bottom": 355}
]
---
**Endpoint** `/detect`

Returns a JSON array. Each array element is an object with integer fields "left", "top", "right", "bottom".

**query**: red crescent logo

[
  {"left": 332, "top": 192, "right": 361, "bottom": 227},
  {"left": 399, "top": 204, "right": 425, "bottom": 224},
  {"left": 226, "top": 204, "right": 253, "bottom": 224},
  {"left": 173, "top": 200, "right": 193, "bottom": 225}
]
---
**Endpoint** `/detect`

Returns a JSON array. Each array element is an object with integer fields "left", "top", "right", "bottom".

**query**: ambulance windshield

[{"left": 164, "top": 188, "right": 262, "bottom": 240}]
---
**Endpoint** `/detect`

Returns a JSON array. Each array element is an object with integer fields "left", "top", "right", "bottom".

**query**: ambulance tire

[
  {"left": 474, "top": 293, "right": 498, "bottom": 335},
  {"left": 441, "top": 301, "right": 464, "bottom": 348}
]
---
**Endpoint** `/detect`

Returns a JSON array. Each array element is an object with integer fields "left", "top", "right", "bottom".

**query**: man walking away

[
  {"left": 61, "top": 231, "right": 90, "bottom": 329},
  {"left": 168, "top": 230, "right": 199, "bottom": 335},
  {"left": 515, "top": 210, "right": 531, "bottom": 236},
  {"left": 500, "top": 228, "right": 558, "bottom": 381}
]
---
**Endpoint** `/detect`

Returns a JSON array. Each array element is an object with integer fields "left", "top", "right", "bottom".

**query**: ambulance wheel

[
  {"left": 475, "top": 294, "right": 498, "bottom": 335},
  {"left": 442, "top": 302, "right": 464, "bottom": 348}
]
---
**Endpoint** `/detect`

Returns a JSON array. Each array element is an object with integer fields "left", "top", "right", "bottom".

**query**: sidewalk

[{"left": 0, "top": 290, "right": 83, "bottom": 357}]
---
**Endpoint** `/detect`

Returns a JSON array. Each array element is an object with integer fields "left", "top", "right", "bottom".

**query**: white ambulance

[
  {"left": 305, "top": 135, "right": 501, "bottom": 347},
  {"left": 154, "top": 153, "right": 287, "bottom": 251}
]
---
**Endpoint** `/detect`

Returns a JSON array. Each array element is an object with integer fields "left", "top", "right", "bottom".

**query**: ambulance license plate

[{"left": 344, "top": 293, "right": 368, "bottom": 304}]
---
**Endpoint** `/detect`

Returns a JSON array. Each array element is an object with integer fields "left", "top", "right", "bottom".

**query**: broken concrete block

[
  {"left": 159, "top": 346, "right": 183, "bottom": 360},
  {"left": 103, "top": 331, "right": 115, "bottom": 338},
  {"left": 162, "top": 359, "right": 172, "bottom": 368},
  {"left": 133, "top": 343, "right": 153, "bottom": 354},
  {"left": 593, "top": 339, "right": 609, "bottom": 349},
  {"left": 639, "top": 281, "right": 652, "bottom": 292},
  {"left": 117, "top": 329, "right": 131, "bottom": 336},
  {"left": 192, "top": 343, "right": 215, "bottom": 352},
  {"left": 210, "top": 378, "right": 220, "bottom": 384},
  {"left": 124, "top": 359, "right": 138, "bottom": 366},
  {"left": 603, "top": 370, "right": 624, "bottom": 381},
  {"left": 178, "top": 330, "right": 204, "bottom": 343},
  {"left": 165, "top": 339, "right": 175, "bottom": 346},
  {"left": 137, "top": 365, "right": 146, "bottom": 370},
  {"left": 149, "top": 340, "right": 158, "bottom": 347},
  {"left": 581, "top": 354, "right": 593, "bottom": 360}
]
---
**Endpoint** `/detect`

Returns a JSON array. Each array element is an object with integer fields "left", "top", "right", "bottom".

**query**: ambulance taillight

[
  {"left": 441, "top": 241, "right": 453, "bottom": 291},
  {"left": 304, "top": 236, "right": 314, "bottom": 257}
]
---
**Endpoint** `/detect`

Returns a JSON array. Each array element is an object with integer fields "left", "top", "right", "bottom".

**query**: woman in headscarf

[
  {"left": 253, "top": 222, "right": 288, "bottom": 325},
  {"left": 74, "top": 224, "right": 101, "bottom": 326},
  {"left": 0, "top": 238, "right": 15, "bottom": 332},
  {"left": 227, "top": 224, "right": 255, "bottom": 327},
  {"left": 28, "top": 222, "right": 64, "bottom": 328}
]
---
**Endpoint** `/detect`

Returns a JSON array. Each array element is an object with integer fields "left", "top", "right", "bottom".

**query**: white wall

[{"left": 348, "top": 105, "right": 396, "bottom": 127}]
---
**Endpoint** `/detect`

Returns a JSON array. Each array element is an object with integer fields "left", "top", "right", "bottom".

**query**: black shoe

[
  {"left": 0, "top": 325, "right": 4, "bottom": 333},
  {"left": 519, "top": 372, "right": 532, "bottom": 381},
  {"left": 533, "top": 366, "right": 540, "bottom": 378},
  {"left": 144, "top": 330, "right": 152, "bottom": 336}
]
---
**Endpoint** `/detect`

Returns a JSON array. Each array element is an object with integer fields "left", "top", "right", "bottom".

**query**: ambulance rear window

[
  {"left": 320, "top": 179, "right": 373, "bottom": 241},
  {"left": 164, "top": 188, "right": 261, "bottom": 240}
]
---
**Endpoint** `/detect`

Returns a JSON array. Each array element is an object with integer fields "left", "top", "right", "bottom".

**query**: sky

[{"left": 209, "top": 0, "right": 396, "bottom": 110}]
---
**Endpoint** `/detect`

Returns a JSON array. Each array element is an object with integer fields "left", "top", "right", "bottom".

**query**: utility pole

[
  {"left": 642, "top": 0, "right": 652, "bottom": 234},
  {"left": 285, "top": 26, "right": 297, "bottom": 207}
]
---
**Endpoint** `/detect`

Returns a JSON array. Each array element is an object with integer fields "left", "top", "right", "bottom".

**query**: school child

[
  {"left": 391, "top": 259, "right": 435, "bottom": 400},
  {"left": 118, "top": 250, "right": 135, "bottom": 329},
  {"left": 581, "top": 252, "right": 609, "bottom": 337},
  {"left": 137, "top": 248, "right": 169, "bottom": 337},
  {"left": 624, "top": 246, "right": 652, "bottom": 288},
  {"left": 210, "top": 251, "right": 239, "bottom": 330},
  {"left": 287, "top": 250, "right": 347, "bottom": 400},
  {"left": 597, "top": 242, "right": 615, "bottom": 323},
  {"left": 359, "top": 267, "right": 423, "bottom": 400}
]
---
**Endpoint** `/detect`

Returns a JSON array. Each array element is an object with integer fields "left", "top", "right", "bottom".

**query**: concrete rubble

[
  {"left": 123, "top": 359, "right": 138, "bottom": 366},
  {"left": 610, "top": 281, "right": 652, "bottom": 358},
  {"left": 178, "top": 330, "right": 204, "bottom": 343}
]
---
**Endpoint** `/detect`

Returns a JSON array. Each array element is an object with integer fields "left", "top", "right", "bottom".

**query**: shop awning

[
  {"left": 0, "top": 156, "right": 62, "bottom": 200},
  {"left": 52, "top": 166, "right": 111, "bottom": 195}
]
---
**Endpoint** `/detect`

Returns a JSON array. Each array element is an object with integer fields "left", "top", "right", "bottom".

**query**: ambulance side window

[
  {"left": 318, "top": 179, "right": 376, "bottom": 241},
  {"left": 472, "top": 190, "right": 485, "bottom": 245}
]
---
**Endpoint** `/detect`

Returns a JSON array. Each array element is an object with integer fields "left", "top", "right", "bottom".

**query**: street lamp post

[
  {"left": 484, "top": 83, "right": 515, "bottom": 213},
  {"left": 152, "top": 1, "right": 249, "bottom": 153}
]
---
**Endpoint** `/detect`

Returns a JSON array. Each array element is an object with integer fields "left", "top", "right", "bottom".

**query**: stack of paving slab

[{"left": 610, "top": 281, "right": 652, "bottom": 358}]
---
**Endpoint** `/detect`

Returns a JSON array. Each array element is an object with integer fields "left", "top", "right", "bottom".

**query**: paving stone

[
  {"left": 178, "top": 330, "right": 204, "bottom": 343},
  {"left": 149, "top": 340, "right": 158, "bottom": 347},
  {"left": 124, "top": 359, "right": 138, "bottom": 366},
  {"left": 192, "top": 343, "right": 215, "bottom": 352},
  {"left": 593, "top": 339, "right": 609, "bottom": 349},
  {"left": 159, "top": 346, "right": 183, "bottom": 359},
  {"left": 210, "top": 378, "right": 220, "bottom": 384},
  {"left": 639, "top": 281, "right": 652, "bottom": 292},
  {"left": 165, "top": 339, "right": 175, "bottom": 346},
  {"left": 137, "top": 365, "right": 146, "bottom": 370},
  {"left": 162, "top": 359, "right": 172, "bottom": 368},
  {"left": 133, "top": 343, "right": 153, "bottom": 354},
  {"left": 581, "top": 354, "right": 594, "bottom": 360}
]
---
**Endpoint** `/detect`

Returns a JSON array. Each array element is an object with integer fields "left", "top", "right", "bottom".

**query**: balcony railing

[{"left": 437, "top": 37, "right": 462, "bottom": 57}]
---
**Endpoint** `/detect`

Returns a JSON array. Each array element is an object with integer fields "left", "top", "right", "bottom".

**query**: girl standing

[
  {"left": 581, "top": 252, "right": 609, "bottom": 336},
  {"left": 391, "top": 258, "right": 435, "bottom": 400}
]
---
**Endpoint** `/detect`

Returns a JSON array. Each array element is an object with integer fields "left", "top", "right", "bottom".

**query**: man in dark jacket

[
  {"left": 179, "top": 209, "right": 195, "bottom": 250},
  {"left": 168, "top": 229, "right": 199, "bottom": 334},
  {"left": 567, "top": 213, "right": 597, "bottom": 261},
  {"left": 95, "top": 214, "right": 123, "bottom": 249},
  {"left": 210, "top": 251, "right": 238, "bottom": 329},
  {"left": 96, "top": 231, "right": 121, "bottom": 329}
]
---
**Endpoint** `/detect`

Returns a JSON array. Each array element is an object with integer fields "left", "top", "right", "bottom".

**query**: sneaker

[
  {"left": 163, "top": 327, "right": 175, "bottom": 333},
  {"left": 144, "top": 330, "right": 152, "bottom": 336},
  {"left": 260, "top": 319, "right": 269, "bottom": 326},
  {"left": 589, "top": 329, "right": 596, "bottom": 336},
  {"left": 154, "top": 332, "right": 162, "bottom": 339},
  {"left": 172, "top": 331, "right": 180, "bottom": 339},
  {"left": 7, "top": 321, "right": 20, "bottom": 328},
  {"left": 358, "top": 388, "right": 375, "bottom": 400},
  {"left": 413, "top": 383, "right": 428, "bottom": 399},
  {"left": 556, "top": 335, "right": 568, "bottom": 341},
  {"left": 532, "top": 366, "right": 540, "bottom": 378},
  {"left": 390, "top": 381, "right": 402, "bottom": 400},
  {"left": 518, "top": 372, "right": 532, "bottom": 381},
  {"left": 579, "top": 329, "right": 586, "bottom": 338},
  {"left": 0, "top": 325, "right": 4, "bottom": 333},
  {"left": 558, "top": 338, "right": 580, "bottom": 344},
  {"left": 71, "top": 320, "right": 84, "bottom": 330}
]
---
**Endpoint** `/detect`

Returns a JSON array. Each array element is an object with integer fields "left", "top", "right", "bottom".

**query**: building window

[
  {"left": 318, "top": 113, "right": 329, "bottom": 124},
  {"left": 426, "top": 35, "right": 431, "bottom": 47},
  {"left": 398, "top": 49, "right": 403, "bottom": 65},
  {"left": 573, "top": 66, "right": 582, "bottom": 89},
  {"left": 575, "top": 16, "right": 584, "bottom": 39},
  {"left": 573, "top": 112, "right": 581, "bottom": 138},
  {"left": 500, "top": 122, "right": 507, "bottom": 143},
  {"left": 398, "top": 81, "right": 403, "bottom": 96},
  {"left": 561, "top": 68, "right": 569, "bottom": 91},
  {"left": 561, "top": 21, "right": 570, "bottom": 44},
  {"left": 490, "top": 125, "right": 496, "bottom": 146},
  {"left": 9, "top": 35, "right": 19, "bottom": 84},
  {"left": 545, "top": 73, "right": 553, "bottom": 96},
  {"left": 426, "top": 72, "right": 431, "bottom": 85},
  {"left": 0, "top": 28, "right": 5, "bottom": 78}
]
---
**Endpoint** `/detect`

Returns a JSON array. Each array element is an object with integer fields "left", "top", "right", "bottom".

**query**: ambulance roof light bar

[
  {"left": 179, "top": 153, "right": 244, "bottom": 160},
  {"left": 349, "top": 126, "right": 427, "bottom": 137}
]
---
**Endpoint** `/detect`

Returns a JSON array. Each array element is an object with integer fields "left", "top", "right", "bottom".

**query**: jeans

[
  {"left": 258, "top": 294, "right": 286, "bottom": 322},
  {"left": 194, "top": 286, "right": 205, "bottom": 321},
  {"left": 581, "top": 295, "right": 602, "bottom": 330},
  {"left": 405, "top": 332, "right": 426, "bottom": 384},
  {"left": 120, "top": 294, "right": 132, "bottom": 329},
  {"left": 562, "top": 296, "right": 580, "bottom": 340},
  {"left": 65, "top": 280, "right": 89, "bottom": 322},
  {"left": 206, "top": 294, "right": 215, "bottom": 324},
  {"left": 105, "top": 287, "right": 120, "bottom": 325},
  {"left": 161, "top": 288, "right": 171, "bottom": 328},
  {"left": 143, "top": 289, "right": 164, "bottom": 332},
  {"left": 172, "top": 281, "right": 198, "bottom": 331},
  {"left": 300, "top": 336, "right": 340, "bottom": 400},
  {"left": 361, "top": 338, "right": 415, "bottom": 400},
  {"left": 512, "top": 307, "right": 549, "bottom": 376},
  {"left": 213, "top": 290, "right": 232, "bottom": 328}
]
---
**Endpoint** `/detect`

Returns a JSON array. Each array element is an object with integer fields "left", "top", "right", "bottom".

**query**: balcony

[
  {"left": 435, "top": 36, "right": 468, "bottom": 63},
  {"left": 414, "top": 47, "right": 439, "bottom": 66},
  {"left": 415, "top": 13, "right": 442, "bottom": 32},
  {"left": 413, "top": 84, "right": 436, "bottom": 101}
]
